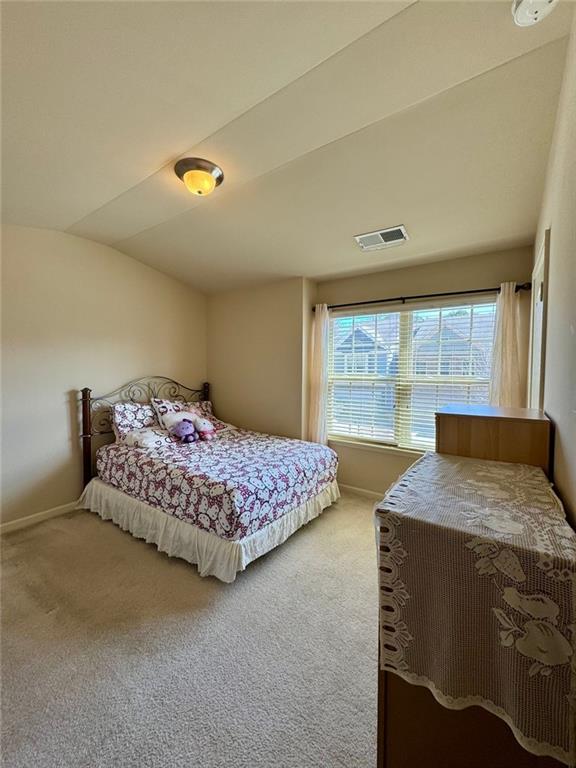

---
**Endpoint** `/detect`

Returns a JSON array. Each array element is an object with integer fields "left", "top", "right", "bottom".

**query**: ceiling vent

[{"left": 354, "top": 225, "right": 409, "bottom": 252}]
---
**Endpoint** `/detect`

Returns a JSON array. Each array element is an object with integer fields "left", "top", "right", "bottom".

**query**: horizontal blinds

[{"left": 327, "top": 301, "right": 497, "bottom": 450}]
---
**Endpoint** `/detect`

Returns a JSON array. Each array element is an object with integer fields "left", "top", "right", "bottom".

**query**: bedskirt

[{"left": 77, "top": 477, "right": 340, "bottom": 582}]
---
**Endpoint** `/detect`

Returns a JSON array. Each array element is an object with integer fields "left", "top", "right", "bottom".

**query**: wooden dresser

[
  {"left": 435, "top": 404, "right": 551, "bottom": 475},
  {"left": 377, "top": 405, "right": 562, "bottom": 768}
]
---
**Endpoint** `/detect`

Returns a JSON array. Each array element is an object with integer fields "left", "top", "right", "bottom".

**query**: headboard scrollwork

[{"left": 80, "top": 376, "right": 209, "bottom": 487}]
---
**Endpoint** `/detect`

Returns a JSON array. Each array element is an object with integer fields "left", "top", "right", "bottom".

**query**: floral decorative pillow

[
  {"left": 191, "top": 400, "right": 217, "bottom": 420},
  {"left": 112, "top": 402, "right": 159, "bottom": 440},
  {"left": 151, "top": 398, "right": 230, "bottom": 432},
  {"left": 150, "top": 398, "right": 186, "bottom": 428}
]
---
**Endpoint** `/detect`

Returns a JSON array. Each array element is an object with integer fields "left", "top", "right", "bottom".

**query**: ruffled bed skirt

[{"left": 77, "top": 478, "right": 340, "bottom": 582}]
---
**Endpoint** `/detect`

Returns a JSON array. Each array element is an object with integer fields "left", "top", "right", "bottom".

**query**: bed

[{"left": 77, "top": 377, "right": 339, "bottom": 582}]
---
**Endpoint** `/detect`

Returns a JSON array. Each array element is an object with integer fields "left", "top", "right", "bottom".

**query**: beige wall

[
  {"left": 207, "top": 247, "right": 534, "bottom": 497},
  {"left": 535, "top": 16, "right": 576, "bottom": 523},
  {"left": 317, "top": 247, "right": 534, "bottom": 495},
  {"left": 1, "top": 230, "right": 552, "bottom": 519},
  {"left": 207, "top": 277, "right": 312, "bottom": 440},
  {"left": 1, "top": 226, "right": 207, "bottom": 524},
  {"left": 328, "top": 441, "right": 418, "bottom": 496},
  {"left": 317, "top": 246, "right": 533, "bottom": 306}
]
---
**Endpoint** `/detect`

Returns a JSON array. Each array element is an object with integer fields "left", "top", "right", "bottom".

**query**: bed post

[
  {"left": 81, "top": 387, "right": 92, "bottom": 488},
  {"left": 201, "top": 382, "right": 210, "bottom": 402}
]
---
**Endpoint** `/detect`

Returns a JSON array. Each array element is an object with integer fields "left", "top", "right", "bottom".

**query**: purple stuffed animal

[{"left": 169, "top": 418, "right": 199, "bottom": 443}]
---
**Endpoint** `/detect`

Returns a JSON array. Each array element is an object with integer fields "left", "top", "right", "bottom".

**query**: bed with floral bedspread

[{"left": 79, "top": 428, "right": 339, "bottom": 582}]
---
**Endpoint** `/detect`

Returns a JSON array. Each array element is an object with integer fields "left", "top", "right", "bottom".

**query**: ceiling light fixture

[
  {"left": 174, "top": 157, "right": 224, "bottom": 196},
  {"left": 511, "top": 0, "right": 559, "bottom": 26}
]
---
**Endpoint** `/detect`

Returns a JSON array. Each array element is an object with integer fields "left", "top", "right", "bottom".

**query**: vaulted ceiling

[{"left": 2, "top": 1, "right": 573, "bottom": 292}]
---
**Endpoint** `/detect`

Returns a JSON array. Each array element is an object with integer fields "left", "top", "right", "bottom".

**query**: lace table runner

[{"left": 375, "top": 452, "right": 576, "bottom": 765}]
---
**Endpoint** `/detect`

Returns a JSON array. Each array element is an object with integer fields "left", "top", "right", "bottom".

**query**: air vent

[{"left": 354, "top": 225, "right": 409, "bottom": 252}]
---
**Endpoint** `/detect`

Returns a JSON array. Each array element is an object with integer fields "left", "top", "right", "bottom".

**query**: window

[{"left": 327, "top": 301, "right": 497, "bottom": 450}]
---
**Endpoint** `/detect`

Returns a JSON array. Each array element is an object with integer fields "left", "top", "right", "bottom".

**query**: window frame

[{"left": 326, "top": 298, "right": 497, "bottom": 451}]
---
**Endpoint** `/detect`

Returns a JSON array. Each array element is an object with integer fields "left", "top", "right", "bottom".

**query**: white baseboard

[
  {"left": 1, "top": 501, "right": 78, "bottom": 534},
  {"left": 338, "top": 483, "right": 383, "bottom": 500}
]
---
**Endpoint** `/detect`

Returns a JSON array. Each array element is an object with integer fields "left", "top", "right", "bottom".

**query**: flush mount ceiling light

[
  {"left": 511, "top": 0, "right": 559, "bottom": 26},
  {"left": 174, "top": 157, "right": 224, "bottom": 196}
]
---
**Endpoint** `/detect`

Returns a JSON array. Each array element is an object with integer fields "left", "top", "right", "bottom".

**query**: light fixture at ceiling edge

[
  {"left": 174, "top": 157, "right": 224, "bottom": 196},
  {"left": 511, "top": 0, "right": 559, "bottom": 26}
]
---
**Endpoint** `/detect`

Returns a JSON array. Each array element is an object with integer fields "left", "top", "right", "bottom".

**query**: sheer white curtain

[
  {"left": 489, "top": 282, "right": 523, "bottom": 408},
  {"left": 308, "top": 304, "right": 330, "bottom": 444}
]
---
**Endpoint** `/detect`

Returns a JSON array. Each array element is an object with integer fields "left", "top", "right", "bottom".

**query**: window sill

[{"left": 327, "top": 437, "right": 424, "bottom": 459}]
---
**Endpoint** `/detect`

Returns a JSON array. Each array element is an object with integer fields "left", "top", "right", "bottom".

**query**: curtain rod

[{"left": 315, "top": 282, "right": 531, "bottom": 312}]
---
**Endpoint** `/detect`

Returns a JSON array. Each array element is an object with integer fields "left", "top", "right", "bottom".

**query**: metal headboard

[{"left": 80, "top": 376, "right": 209, "bottom": 487}]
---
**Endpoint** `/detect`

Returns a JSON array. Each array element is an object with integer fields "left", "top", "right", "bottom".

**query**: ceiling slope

[
  {"left": 117, "top": 39, "right": 568, "bottom": 293},
  {"left": 2, "top": 1, "right": 573, "bottom": 292},
  {"left": 2, "top": 0, "right": 407, "bottom": 229},
  {"left": 69, "top": 1, "right": 573, "bottom": 246}
]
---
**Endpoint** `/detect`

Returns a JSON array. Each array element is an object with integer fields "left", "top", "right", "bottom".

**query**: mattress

[{"left": 96, "top": 428, "right": 338, "bottom": 541}]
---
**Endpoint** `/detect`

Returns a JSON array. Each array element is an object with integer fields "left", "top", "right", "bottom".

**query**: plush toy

[
  {"left": 194, "top": 416, "right": 216, "bottom": 441},
  {"left": 169, "top": 418, "right": 199, "bottom": 443}
]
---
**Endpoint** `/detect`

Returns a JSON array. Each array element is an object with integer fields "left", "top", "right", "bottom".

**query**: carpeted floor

[{"left": 1, "top": 491, "right": 378, "bottom": 768}]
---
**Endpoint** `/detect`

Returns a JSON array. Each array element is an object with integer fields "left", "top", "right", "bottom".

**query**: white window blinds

[{"left": 327, "top": 299, "right": 497, "bottom": 451}]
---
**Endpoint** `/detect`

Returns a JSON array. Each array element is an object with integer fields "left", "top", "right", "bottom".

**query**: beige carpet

[{"left": 1, "top": 491, "right": 378, "bottom": 768}]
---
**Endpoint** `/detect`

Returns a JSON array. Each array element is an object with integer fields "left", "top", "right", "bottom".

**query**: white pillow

[
  {"left": 162, "top": 411, "right": 198, "bottom": 430},
  {"left": 122, "top": 428, "right": 174, "bottom": 449},
  {"left": 151, "top": 398, "right": 232, "bottom": 432}
]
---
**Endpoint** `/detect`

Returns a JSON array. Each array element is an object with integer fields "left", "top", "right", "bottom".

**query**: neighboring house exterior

[
  {"left": 331, "top": 327, "right": 395, "bottom": 439},
  {"left": 332, "top": 327, "right": 391, "bottom": 375},
  {"left": 333, "top": 322, "right": 491, "bottom": 378},
  {"left": 330, "top": 318, "right": 493, "bottom": 444},
  {"left": 413, "top": 324, "right": 492, "bottom": 378}
]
